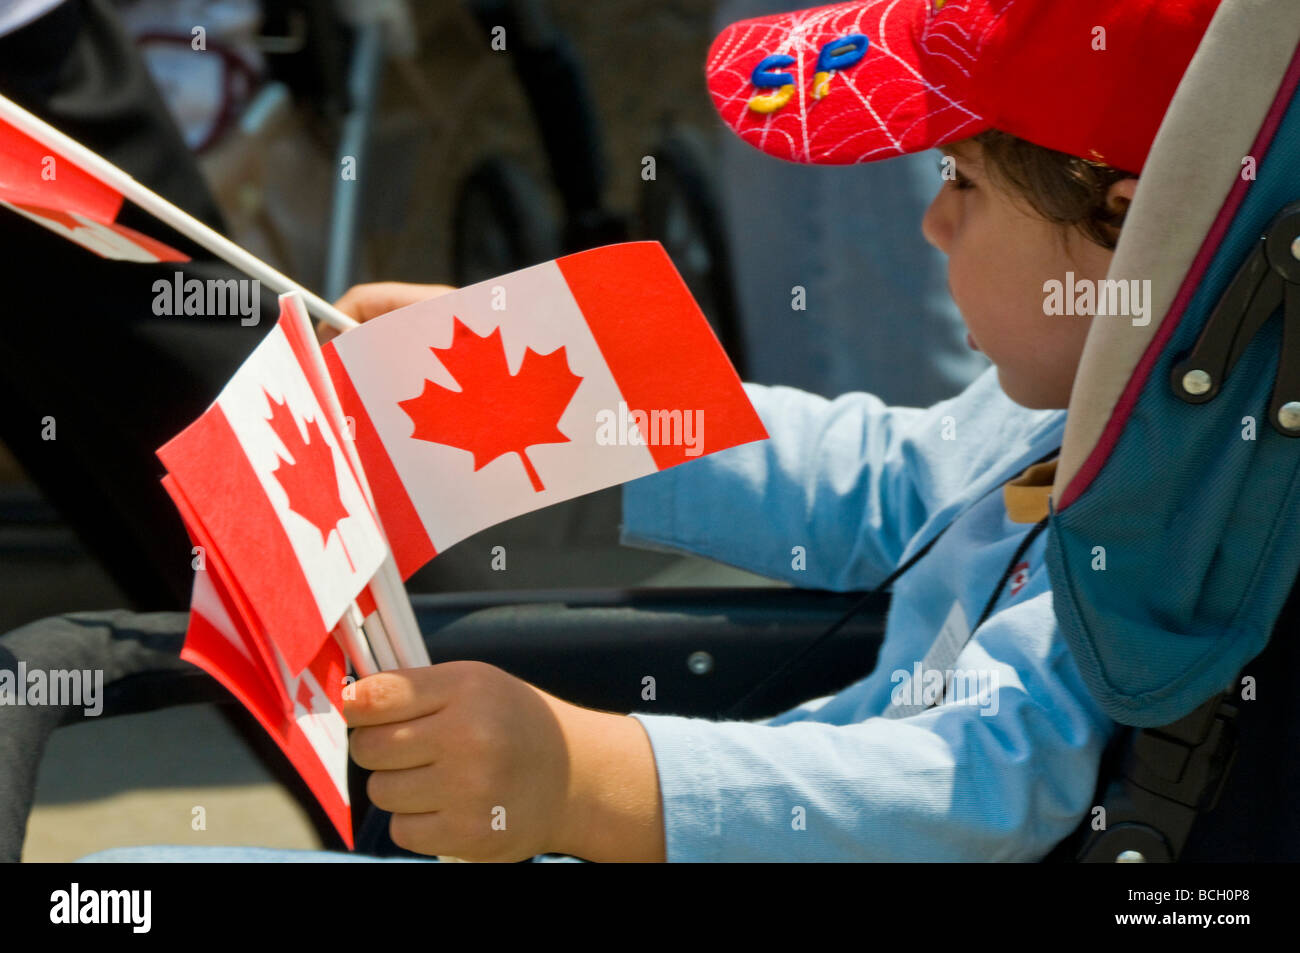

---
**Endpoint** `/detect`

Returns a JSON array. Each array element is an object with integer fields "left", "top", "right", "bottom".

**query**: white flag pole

[
  {"left": 335, "top": 613, "right": 379, "bottom": 679},
  {"left": 0, "top": 93, "right": 355, "bottom": 332},
  {"left": 0, "top": 93, "right": 429, "bottom": 668},
  {"left": 281, "top": 292, "right": 430, "bottom": 668},
  {"left": 350, "top": 604, "right": 398, "bottom": 672}
]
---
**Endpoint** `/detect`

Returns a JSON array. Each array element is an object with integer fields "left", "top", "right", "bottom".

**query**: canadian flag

[
  {"left": 0, "top": 112, "right": 188, "bottom": 262},
  {"left": 157, "top": 305, "right": 388, "bottom": 674},
  {"left": 167, "top": 484, "right": 353, "bottom": 847},
  {"left": 322, "top": 242, "right": 768, "bottom": 578}
]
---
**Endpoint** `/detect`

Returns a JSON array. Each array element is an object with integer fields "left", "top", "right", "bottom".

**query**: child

[
  {"left": 326, "top": 0, "right": 1223, "bottom": 863},
  {"left": 81, "top": 0, "right": 1222, "bottom": 863}
]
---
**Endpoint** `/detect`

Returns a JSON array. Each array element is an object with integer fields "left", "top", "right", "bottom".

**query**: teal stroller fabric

[{"left": 1047, "top": 65, "right": 1300, "bottom": 728}]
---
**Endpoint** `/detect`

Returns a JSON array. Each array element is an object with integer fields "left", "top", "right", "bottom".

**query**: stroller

[{"left": 3, "top": 0, "right": 1299, "bottom": 862}]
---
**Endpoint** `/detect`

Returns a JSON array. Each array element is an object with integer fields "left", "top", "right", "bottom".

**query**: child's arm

[
  {"left": 621, "top": 367, "right": 1036, "bottom": 591},
  {"left": 345, "top": 585, "right": 1114, "bottom": 862},
  {"left": 627, "top": 588, "right": 1118, "bottom": 861}
]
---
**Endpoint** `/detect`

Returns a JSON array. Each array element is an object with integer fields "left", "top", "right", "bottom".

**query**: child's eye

[{"left": 937, "top": 157, "right": 974, "bottom": 190}]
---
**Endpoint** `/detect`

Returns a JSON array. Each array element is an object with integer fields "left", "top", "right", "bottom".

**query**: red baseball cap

[{"left": 706, "top": 0, "right": 1222, "bottom": 174}]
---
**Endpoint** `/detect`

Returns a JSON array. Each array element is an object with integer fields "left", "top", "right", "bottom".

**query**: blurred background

[{"left": 1, "top": 0, "right": 987, "bottom": 858}]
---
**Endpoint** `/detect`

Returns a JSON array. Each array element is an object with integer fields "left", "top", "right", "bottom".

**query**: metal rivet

[
  {"left": 687, "top": 651, "right": 713, "bottom": 675},
  {"left": 1116, "top": 850, "right": 1146, "bottom": 863},
  {"left": 1279, "top": 402, "right": 1300, "bottom": 431},
  {"left": 1291, "top": 235, "right": 1300, "bottom": 261},
  {"left": 1182, "top": 369, "right": 1212, "bottom": 396}
]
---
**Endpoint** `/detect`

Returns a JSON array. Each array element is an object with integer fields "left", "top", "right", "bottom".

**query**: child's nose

[{"left": 921, "top": 190, "right": 952, "bottom": 253}]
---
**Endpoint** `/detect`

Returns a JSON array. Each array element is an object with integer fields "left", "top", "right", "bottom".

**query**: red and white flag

[
  {"left": 168, "top": 488, "right": 353, "bottom": 847},
  {"left": 0, "top": 112, "right": 187, "bottom": 262},
  {"left": 322, "top": 242, "right": 768, "bottom": 578},
  {"left": 158, "top": 307, "right": 388, "bottom": 674}
]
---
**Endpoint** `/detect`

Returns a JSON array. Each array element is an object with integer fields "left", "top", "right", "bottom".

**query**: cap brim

[{"left": 706, "top": 0, "right": 993, "bottom": 164}]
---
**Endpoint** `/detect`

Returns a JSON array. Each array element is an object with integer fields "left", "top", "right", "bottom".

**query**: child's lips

[{"left": 966, "top": 331, "right": 981, "bottom": 352}]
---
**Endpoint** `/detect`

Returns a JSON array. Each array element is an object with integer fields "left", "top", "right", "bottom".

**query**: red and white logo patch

[{"left": 1009, "top": 560, "right": 1030, "bottom": 597}]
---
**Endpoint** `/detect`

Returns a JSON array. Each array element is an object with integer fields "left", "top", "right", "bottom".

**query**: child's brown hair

[{"left": 973, "top": 129, "right": 1136, "bottom": 251}]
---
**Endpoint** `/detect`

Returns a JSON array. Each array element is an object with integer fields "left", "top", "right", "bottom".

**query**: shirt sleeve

[
  {"left": 628, "top": 590, "right": 1117, "bottom": 862},
  {"left": 620, "top": 381, "right": 943, "bottom": 591}
]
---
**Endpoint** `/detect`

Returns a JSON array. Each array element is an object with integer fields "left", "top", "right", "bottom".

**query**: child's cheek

[{"left": 944, "top": 257, "right": 991, "bottom": 341}]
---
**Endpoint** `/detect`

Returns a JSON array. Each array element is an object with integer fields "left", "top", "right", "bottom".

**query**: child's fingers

[
  {"left": 333, "top": 281, "right": 457, "bottom": 324},
  {"left": 349, "top": 710, "right": 444, "bottom": 770},
  {"left": 343, "top": 667, "right": 452, "bottom": 726},
  {"left": 323, "top": 282, "right": 458, "bottom": 344},
  {"left": 366, "top": 762, "right": 445, "bottom": 814},
  {"left": 388, "top": 810, "right": 457, "bottom": 858}
]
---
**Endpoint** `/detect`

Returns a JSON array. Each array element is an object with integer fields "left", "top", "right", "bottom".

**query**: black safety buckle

[
  {"left": 1171, "top": 199, "right": 1300, "bottom": 436},
  {"left": 1072, "top": 688, "right": 1241, "bottom": 863}
]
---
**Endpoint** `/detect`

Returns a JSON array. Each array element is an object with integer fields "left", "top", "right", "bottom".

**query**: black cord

[
  {"left": 933, "top": 512, "right": 1049, "bottom": 708},
  {"left": 721, "top": 446, "right": 1061, "bottom": 721},
  {"left": 974, "top": 516, "right": 1049, "bottom": 632},
  {"left": 720, "top": 526, "right": 949, "bottom": 719}
]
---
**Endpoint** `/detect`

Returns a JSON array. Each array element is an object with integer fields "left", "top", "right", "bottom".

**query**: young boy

[
  {"left": 329, "top": 0, "right": 1223, "bottom": 863},
  {"left": 80, "top": 0, "right": 1219, "bottom": 863}
]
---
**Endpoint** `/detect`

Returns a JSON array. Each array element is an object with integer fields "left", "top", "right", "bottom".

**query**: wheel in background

[
  {"left": 452, "top": 155, "right": 562, "bottom": 288},
  {"left": 637, "top": 127, "right": 747, "bottom": 376}
]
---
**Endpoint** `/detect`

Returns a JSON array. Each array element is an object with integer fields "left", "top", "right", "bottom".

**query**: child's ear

[
  {"left": 1106, "top": 177, "right": 1139, "bottom": 215},
  {"left": 1097, "top": 177, "right": 1139, "bottom": 246}
]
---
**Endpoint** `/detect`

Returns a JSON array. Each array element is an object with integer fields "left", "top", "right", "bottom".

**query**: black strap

[
  {"left": 934, "top": 513, "right": 1049, "bottom": 707},
  {"left": 722, "top": 445, "right": 1061, "bottom": 720}
]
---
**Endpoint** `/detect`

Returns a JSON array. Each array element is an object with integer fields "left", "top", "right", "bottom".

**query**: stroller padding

[{"left": 1047, "top": 0, "right": 1300, "bottom": 726}]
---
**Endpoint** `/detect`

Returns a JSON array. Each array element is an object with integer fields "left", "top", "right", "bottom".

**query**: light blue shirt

[{"left": 620, "top": 366, "right": 1117, "bottom": 861}]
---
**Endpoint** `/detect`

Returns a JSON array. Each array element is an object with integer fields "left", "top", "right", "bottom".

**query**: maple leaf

[
  {"left": 398, "top": 317, "right": 584, "bottom": 492},
  {"left": 296, "top": 677, "right": 328, "bottom": 716},
  {"left": 263, "top": 390, "right": 354, "bottom": 571}
]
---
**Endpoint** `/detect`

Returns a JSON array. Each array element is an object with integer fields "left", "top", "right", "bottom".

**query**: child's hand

[
  {"left": 322, "top": 281, "right": 458, "bottom": 343},
  {"left": 344, "top": 662, "right": 575, "bottom": 862}
]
